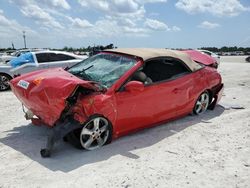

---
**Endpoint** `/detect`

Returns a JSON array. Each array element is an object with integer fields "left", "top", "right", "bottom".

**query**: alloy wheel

[
  {"left": 0, "top": 74, "right": 11, "bottom": 91},
  {"left": 194, "top": 92, "right": 209, "bottom": 114},
  {"left": 80, "top": 117, "right": 110, "bottom": 150}
]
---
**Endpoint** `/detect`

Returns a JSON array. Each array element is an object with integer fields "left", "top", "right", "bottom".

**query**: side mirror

[{"left": 124, "top": 81, "right": 144, "bottom": 92}]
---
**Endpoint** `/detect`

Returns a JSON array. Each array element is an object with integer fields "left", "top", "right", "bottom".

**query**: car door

[
  {"left": 115, "top": 81, "right": 180, "bottom": 135},
  {"left": 114, "top": 57, "right": 195, "bottom": 135}
]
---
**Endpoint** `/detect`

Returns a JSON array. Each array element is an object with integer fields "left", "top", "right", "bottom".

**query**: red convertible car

[{"left": 10, "top": 48, "right": 224, "bottom": 157}]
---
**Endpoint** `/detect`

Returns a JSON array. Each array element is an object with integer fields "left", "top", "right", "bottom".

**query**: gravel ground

[{"left": 0, "top": 58, "right": 249, "bottom": 188}]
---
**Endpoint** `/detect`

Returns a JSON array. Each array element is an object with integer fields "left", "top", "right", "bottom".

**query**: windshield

[{"left": 68, "top": 53, "right": 137, "bottom": 88}]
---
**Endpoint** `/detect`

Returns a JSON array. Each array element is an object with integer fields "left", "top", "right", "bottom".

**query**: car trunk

[
  {"left": 10, "top": 68, "right": 97, "bottom": 126},
  {"left": 183, "top": 50, "right": 216, "bottom": 66}
]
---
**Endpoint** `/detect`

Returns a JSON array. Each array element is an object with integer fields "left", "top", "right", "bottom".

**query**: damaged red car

[{"left": 10, "top": 48, "right": 224, "bottom": 157}]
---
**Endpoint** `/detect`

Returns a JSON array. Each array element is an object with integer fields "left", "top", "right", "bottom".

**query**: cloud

[
  {"left": 11, "top": 0, "right": 64, "bottom": 29},
  {"left": 44, "top": 0, "right": 70, "bottom": 10},
  {"left": 137, "top": 0, "right": 167, "bottom": 3},
  {"left": 172, "top": 26, "right": 181, "bottom": 31},
  {"left": 20, "top": 4, "right": 63, "bottom": 29},
  {"left": 144, "top": 18, "right": 168, "bottom": 31},
  {"left": 175, "top": 0, "right": 249, "bottom": 17},
  {"left": 91, "top": 18, "right": 149, "bottom": 37},
  {"left": 78, "top": 0, "right": 167, "bottom": 19},
  {"left": 70, "top": 18, "right": 93, "bottom": 28},
  {"left": 198, "top": 21, "right": 220, "bottom": 29},
  {"left": 2, "top": 0, "right": 183, "bottom": 47},
  {"left": 144, "top": 19, "right": 181, "bottom": 32},
  {"left": 0, "top": 10, "right": 37, "bottom": 38},
  {"left": 78, "top": 0, "right": 145, "bottom": 19}
]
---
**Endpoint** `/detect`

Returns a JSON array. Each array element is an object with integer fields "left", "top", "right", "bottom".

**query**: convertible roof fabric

[{"left": 105, "top": 48, "right": 202, "bottom": 71}]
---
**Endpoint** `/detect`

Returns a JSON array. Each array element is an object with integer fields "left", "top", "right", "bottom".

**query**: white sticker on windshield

[{"left": 17, "top": 80, "right": 30, "bottom": 90}]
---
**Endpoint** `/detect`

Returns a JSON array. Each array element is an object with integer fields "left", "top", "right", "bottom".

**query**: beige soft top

[{"left": 104, "top": 48, "right": 201, "bottom": 71}]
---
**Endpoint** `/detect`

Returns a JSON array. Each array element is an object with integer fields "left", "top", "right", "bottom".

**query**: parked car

[
  {"left": 10, "top": 48, "right": 224, "bottom": 157},
  {"left": 0, "top": 51, "right": 87, "bottom": 91},
  {"left": 0, "top": 49, "right": 45, "bottom": 64},
  {"left": 197, "top": 49, "right": 220, "bottom": 67},
  {"left": 0, "top": 53, "right": 15, "bottom": 64}
]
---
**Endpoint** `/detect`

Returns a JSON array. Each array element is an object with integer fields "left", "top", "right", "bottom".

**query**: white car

[
  {"left": 0, "top": 51, "right": 88, "bottom": 91},
  {"left": 0, "top": 54, "right": 15, "bottom": 64},
  {"left": 0, "top": 49, "right": 44, "bottom": 64},
  {"left": 197, "top": 49, "right": 220, "bottom": 67}
]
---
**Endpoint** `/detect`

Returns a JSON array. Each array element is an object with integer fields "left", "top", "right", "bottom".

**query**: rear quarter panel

[
  {"left": 193, "top": 66, "right": 222, "bottom": 100},
  {"left": 185, "top": 67, "right": 222, "bottom": 113}
]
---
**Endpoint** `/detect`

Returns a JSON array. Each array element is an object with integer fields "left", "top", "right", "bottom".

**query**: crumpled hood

[{"left": 10, "top": 68, "right": 97, "bottom": 126}]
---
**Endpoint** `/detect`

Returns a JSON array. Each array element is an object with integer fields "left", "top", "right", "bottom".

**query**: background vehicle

[
  {"left": 0, "top": 50, "right": 88, "bottom": 91},
  {"left": 198, "top": 49, "right": 220, "bottom": 67},
  {"left": 10, "top": 48, "right": 223, "bottom": 157},
  {"left": 0, "top": 49, "right": 44, "bottom": 64}
]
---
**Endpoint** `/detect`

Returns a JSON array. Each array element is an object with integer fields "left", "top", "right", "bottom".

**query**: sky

[{"left": 0, "top": 0, "right": 250, "bottom": 49}]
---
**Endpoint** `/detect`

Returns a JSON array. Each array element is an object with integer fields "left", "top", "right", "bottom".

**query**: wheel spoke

[
  {"left": 196, "top": 101, "right": 202, "bottom": 106},
  {"left": 96, "top": 137, "right": 104, "bottom": 146},
  {"left": 83, "top": 137, "right": 94, "bottom": 148},
  {"left": 3, "top": 81, "right": 9, "bottom": 86},
  {"left": 201, "top": 94, "right": 205, "bottom": 102},
  {"left": 93, "top": 118, "right": 100, "bottom": 130},
  {"left": 196, "top": 104, "right": 202, "bottom": 113},
  {"left": 81, "top": 128, "right": 93, "bottom": 136},
  {"left": 100, "top": 124, "right": 108, "bottom": 133},
  {"left": 0, "top": 84, "right": 6, "bottom": 90}
]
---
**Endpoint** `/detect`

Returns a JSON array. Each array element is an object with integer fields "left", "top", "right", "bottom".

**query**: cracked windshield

[{"left": 68, "top": 53, "right": 136, "bottom": 88}]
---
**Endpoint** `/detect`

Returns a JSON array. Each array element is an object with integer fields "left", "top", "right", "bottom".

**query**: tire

[
  {"left": 246, "top": 56, "right": 250, "bottom": 63},
  {"left": 66, "top": 115, "right": 112, "bottom": 150},
  {"left": 0, "top": 73, "right": 12, "bottom": 91},
  {"left": 193, "top": 91, "right": 210, "bottom": 115}
]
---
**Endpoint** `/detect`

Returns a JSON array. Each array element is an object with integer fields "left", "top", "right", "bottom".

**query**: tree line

[
  {"left": 200, "top": 46, "right": 250, "bottom": 53},
  {"left": 1, "top": 44, "right": 249, "bottom": 53}
]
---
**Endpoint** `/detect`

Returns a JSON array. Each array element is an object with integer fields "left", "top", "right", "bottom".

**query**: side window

[
  {"left": 143, "top": 58, "right": 190, "bottom": 82},
  {"left": 36, "top": 53, "right": 50, "bottom": 63},
  {"left": 56, "top": 54, "right": 75, "bottom": 61},
  {"left": 48, "top": 53, "right": 58, "bottom": 62},
  {"left": 49, "top": 53, "right": 75, "bottom": 62}
]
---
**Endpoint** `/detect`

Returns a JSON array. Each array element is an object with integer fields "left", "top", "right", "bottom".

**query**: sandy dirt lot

[{"left": 0, "top": 58, "right": 249, "bottom": 188}]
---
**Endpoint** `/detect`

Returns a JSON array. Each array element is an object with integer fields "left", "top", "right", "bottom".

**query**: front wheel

[
  {"left": 193, "top": 91, "right": 210, "bottom": 115},
  {"left": 67, "top": 116, "right": 112, "bottom": 150}
]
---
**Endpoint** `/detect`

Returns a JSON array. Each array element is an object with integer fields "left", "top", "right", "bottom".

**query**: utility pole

[
  {"left": 22, "top": 31, "right": 27, "bottom": 49},
  {"left": 11, "top": 42, "right": 15, "bottom": 49}
]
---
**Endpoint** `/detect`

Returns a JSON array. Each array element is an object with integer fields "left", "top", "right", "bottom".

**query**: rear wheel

[
  {"left": 0, "top": 73, "right": 12, "bottom": 91},
  {"left": 67, "top": 116, "right": 112, "bottom": 150},
  {"left": 193, "top": 91, "right": 210, "bottom": 115}
]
